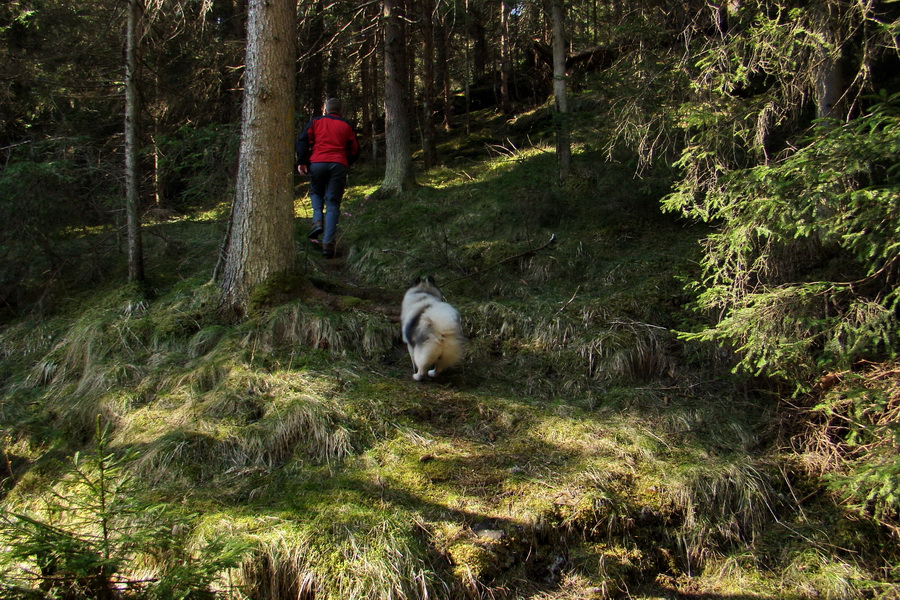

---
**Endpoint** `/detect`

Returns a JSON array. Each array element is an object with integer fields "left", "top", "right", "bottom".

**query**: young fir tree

[{"left": 0, "top": 419, "right": 248, "bottom": 598}]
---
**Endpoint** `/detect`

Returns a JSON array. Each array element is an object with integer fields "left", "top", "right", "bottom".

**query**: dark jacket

[{"left": 295, "top": 114, "right": 360, "bottom": 168}]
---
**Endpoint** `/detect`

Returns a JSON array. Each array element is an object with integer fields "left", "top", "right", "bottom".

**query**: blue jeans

[{"left": 309, "top": 162, "right": 348, "bottom": 245}]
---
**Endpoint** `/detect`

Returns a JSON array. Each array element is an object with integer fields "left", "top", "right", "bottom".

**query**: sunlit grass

[{"left": 0, "top": 105, "right": 892, "bottom": 600}]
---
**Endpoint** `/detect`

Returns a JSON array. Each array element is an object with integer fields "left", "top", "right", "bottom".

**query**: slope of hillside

[{"left": 0, "top": 106, "right": 895, "bottom": 599}]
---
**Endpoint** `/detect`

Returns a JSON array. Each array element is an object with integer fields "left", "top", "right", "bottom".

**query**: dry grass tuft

[
  {"left": 261, "top": 302, "right": 396, "bottom": 358},
  {"left": 238, "top": 541, "right": 319, "bottom": 600},
  {"left": 234, "top": 518, "right": 452, "bottom": 600},
  {"left": 232, "top": 393, "right": 354, "bottom": 469},
  {"left": 782, "top": 549, "right": 869, "bottom": 600},
  {"left": 466, "top": 302, "right": 677, "bottom": 399},
  {"left": 131, "top": 429, "right": 221, "bottom": 485},
  {"left": 665, "top": 457, "right": 782, "bottom": 567},
  {"left": 124, "top": 368, "right": 358, "bottom": 485}
]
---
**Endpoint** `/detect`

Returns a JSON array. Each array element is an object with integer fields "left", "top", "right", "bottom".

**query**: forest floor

[{"left": 1, "top": 108, "right": 895, "bottom": 599}]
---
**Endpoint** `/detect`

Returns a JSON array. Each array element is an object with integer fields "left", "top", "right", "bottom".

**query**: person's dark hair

[{"left": 324, "top": 98, "right": 342, "bottom": 114}]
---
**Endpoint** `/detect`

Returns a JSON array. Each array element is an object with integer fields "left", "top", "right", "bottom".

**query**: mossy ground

[{"left": 1, "top": 105, "right": 896, "bottom": 599}]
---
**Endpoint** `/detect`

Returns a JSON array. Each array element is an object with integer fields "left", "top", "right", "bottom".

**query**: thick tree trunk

[
  {"left": 550, "top": 0, "right": 570, "bottom": 182},
  {"left": 220, "top": 0, "right": 297, "bottom": 313},
  {"left": 381, "top": 0, "right": 415, "bottom": 193},
  {"left": 125, "top": 0, "right": 145, "bottom": 283}
]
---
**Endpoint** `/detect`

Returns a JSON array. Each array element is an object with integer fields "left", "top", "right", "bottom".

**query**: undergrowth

[{"left": 1, "top": 107, "right": 897, "bottom": 599}]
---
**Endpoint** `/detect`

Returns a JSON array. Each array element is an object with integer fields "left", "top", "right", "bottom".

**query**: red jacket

[{"left": 295, "top": 114, "right": 360, "bottom": 167}]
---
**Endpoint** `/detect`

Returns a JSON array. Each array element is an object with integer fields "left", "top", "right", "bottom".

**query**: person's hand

[{"left": 297, "top": 164, "right": 308, "bottom": 175}]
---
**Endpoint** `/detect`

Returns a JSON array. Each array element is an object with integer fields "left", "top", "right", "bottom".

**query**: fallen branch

[
  {"left": 442, "top": 233, "right": 557, "bottom": 287},
  {"left": 556, "top": 284, "right": 581, "bottom": 314}
]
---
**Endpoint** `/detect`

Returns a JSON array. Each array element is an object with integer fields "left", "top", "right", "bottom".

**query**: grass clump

[{"left": 202, "top": 485, "right": 453, "bottom": 600}]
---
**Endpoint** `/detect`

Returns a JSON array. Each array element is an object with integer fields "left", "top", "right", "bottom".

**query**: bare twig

[
  {"left": 442, "top": 233, "right": 558, "bottom": 287},
  {"left": 556, "top": 284, "right": 581, "bottom": 314}
]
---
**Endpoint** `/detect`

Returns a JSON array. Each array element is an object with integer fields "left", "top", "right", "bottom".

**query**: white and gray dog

[{"left": 401, "top": 276, "right": 464, "bottom": 381}]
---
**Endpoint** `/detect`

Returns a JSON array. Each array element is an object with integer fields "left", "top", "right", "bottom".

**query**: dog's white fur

[{"left": 401, "top": 276, "right": 464, "bottom": 381}]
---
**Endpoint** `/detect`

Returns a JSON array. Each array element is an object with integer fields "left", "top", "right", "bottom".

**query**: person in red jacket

[{"left": 296, "top": 98, "right": 360, "bottom": 258}]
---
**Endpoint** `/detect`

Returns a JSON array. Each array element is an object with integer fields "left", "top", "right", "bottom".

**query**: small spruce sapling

[{"left": 0, "top": 416, "right": 248, "bottom": 599}]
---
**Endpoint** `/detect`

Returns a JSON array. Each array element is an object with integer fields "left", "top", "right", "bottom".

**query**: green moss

[
  {"left": 338, "top": 295, "right": 367, "bottom": 310},
  {"left": 247, "top": 270, "right": 311, "bottom": 313},
  {"left": 448, "top": 541, "right": 498, "bottom": 582}
]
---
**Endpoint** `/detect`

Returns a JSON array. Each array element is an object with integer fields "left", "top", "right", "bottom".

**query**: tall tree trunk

[
  {"left": 361, "top": 23, "right": 375, "bottom": 163},
  {"left": 125, "top": 0, "right": 145, "bottom": 283},
  {"left": 421, "top": 0, "right": 438, "bottom": 167},
  {"left": 303, "top": 0, "right": 326, "bottom": 117},
  {"left": 815, "top": 3, "right": 846, "bottom": 122},
  {"left": 470, "top": 1, "right": 487, "bottom": 80},
  {"left": 368, "top": 43, "right": 382, "bottom": 166},
  {"left": 381, "top": 0, "right": 415, "bottom": 193},
  {"left": 435, "top": 8, "right": 452, "bottom": 130},
  {"left": 550, "top": 0, "right": 570, "bottom": 182},
  {"left": 499, "top": 0, "right": 512, "bottom": 114},
  {"left": 220, "top": 0, "right": 297, "bottom": 313},
  {"left": 463, "top": 0, "right": 471, "bottom": 135}
]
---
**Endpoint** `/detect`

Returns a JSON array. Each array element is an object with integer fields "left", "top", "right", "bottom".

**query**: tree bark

[
  {"left": 463, "top": 0, "right": 471, "bottom": 135},
  {"left": 550, "top": 0, "right": 570, "bottom": 182},
  {"left": 815, "top": 3, "right": 846, "bottom": 122},
  {"left": 421, "top": 0, "right": 438, "bottom": 167},
  {"left": 301, "top": 0, "right": 326, "bottom": 117},
  {"left": 434, "top": 7, "right": 452, "bottom": 130},
  {"left": 470, "top": 0, "right": 487, "bottom": 80},
  {"left": 220, "top": 0, "right": 298, "bottom": 313},
  {"left": 381, "top": 0, "right": 415, "bottom": 193},
  {"left": 500, "top": 0, "right": 512, "bottom": 114},
  {"left": 125, "top": 0, "right": 145, "bottom": 283},
  {"left": 361, "top": 21, "right": 375, "bottom": 163}
]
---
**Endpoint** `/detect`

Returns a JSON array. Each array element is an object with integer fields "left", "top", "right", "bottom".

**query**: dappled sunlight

[
  {"left": 2, "top": 83, "right": 894, "bottom": 600},
  {"left": 2, "top": 0, "right": 897, "bottom": 595}
]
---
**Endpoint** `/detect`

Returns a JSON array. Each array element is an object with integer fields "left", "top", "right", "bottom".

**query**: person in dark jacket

[{"left": 296, "top": 98, "right": 360, "bottom": 258}]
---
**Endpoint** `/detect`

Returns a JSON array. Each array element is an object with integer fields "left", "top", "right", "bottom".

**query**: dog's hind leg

[
  {"left": 412, "top": 344, "right": 440, "bottom": 381},
  {"left": 427, "top": 357, "right": 443, "bottom": 378},
  {"left": 429, "top": 339, "right": 461, "bottom": 378}
]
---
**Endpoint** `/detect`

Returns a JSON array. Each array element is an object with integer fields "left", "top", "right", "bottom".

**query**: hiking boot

[
  {"left": 322, "top": 242, "right": 335, "bottom": 259},
  {"left": 308, "top": 221, "right": 324, "bottom": 239}
]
